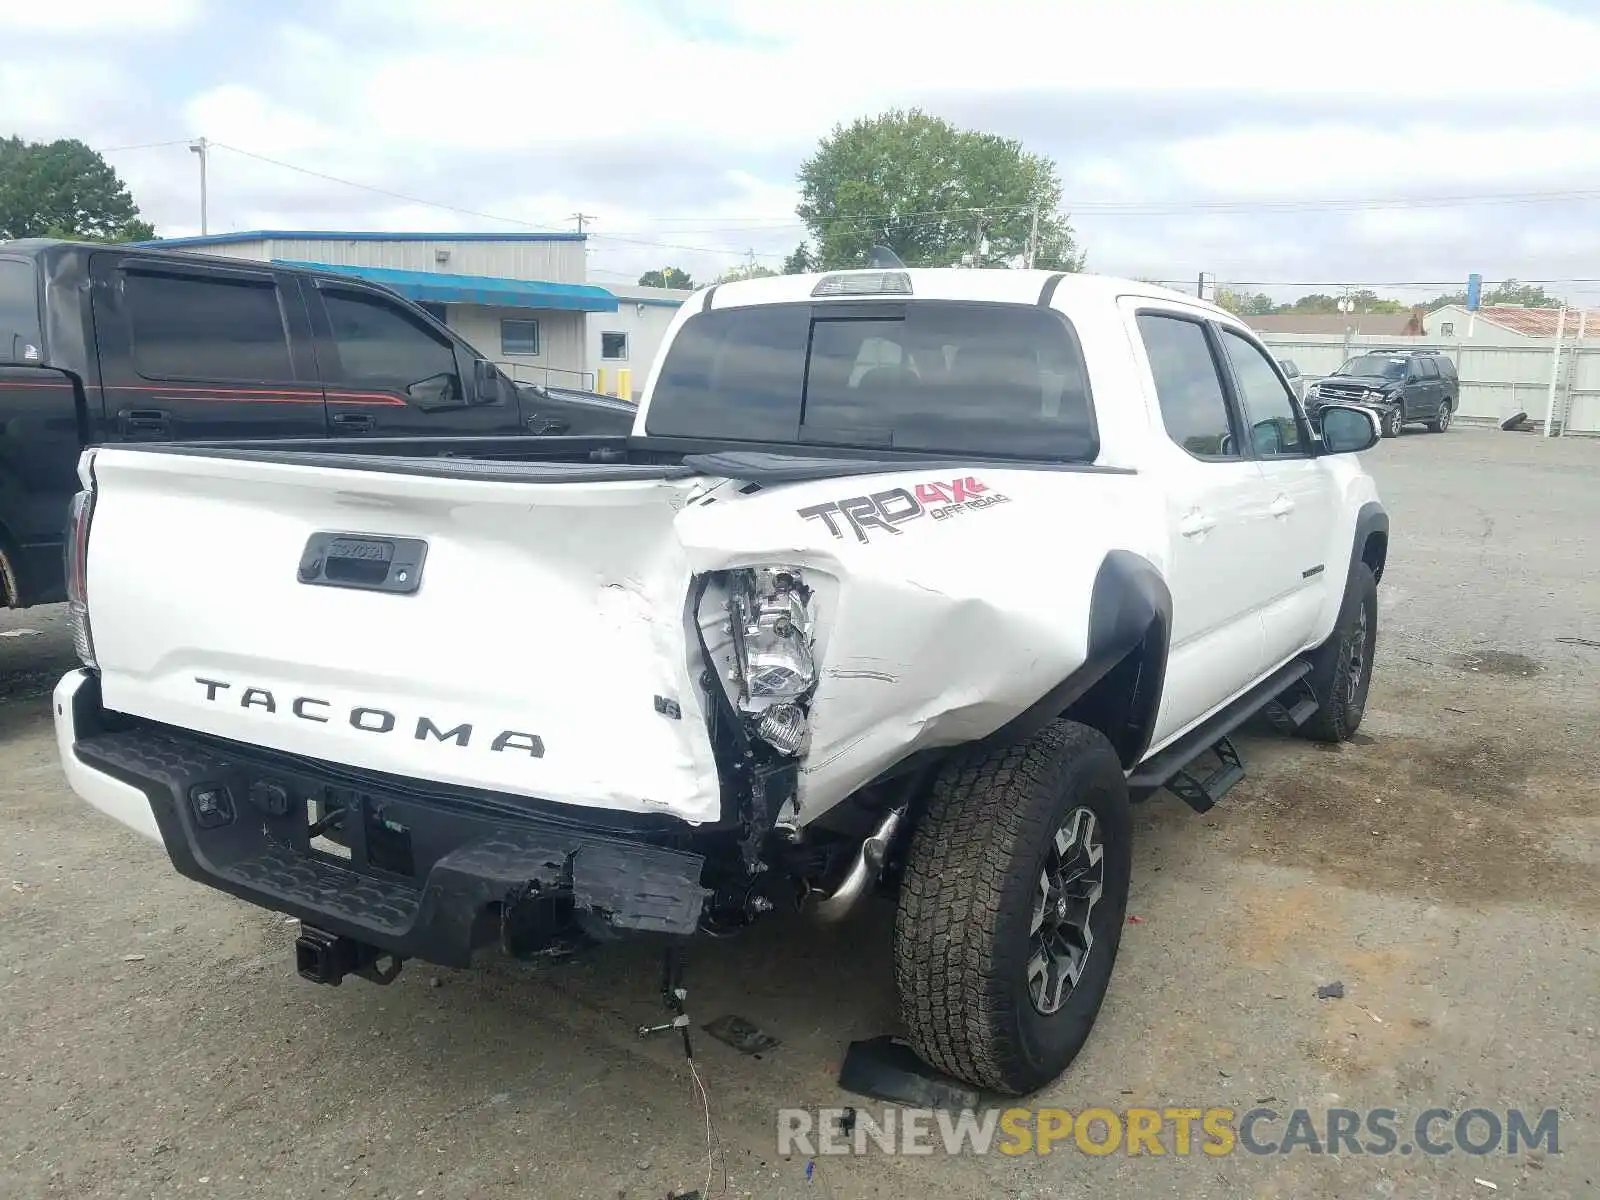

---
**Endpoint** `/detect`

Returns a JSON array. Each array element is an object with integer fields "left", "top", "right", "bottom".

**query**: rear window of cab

[{"left": 646, "top": 299, "right": 1098, "bottom": 462}]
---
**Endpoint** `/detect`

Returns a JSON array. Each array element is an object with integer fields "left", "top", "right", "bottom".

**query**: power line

[
  {"left": 96, "top": 139, "right": 194, "bottom": 154},
  {"left": 539, "top": 183, "right": 1600, "bottom": 237},
  {"left": 207, "top": 143, "right": 787, "bottom": 259},
  {"left": 210, "top": 143, "right": 569, "bottom": 233}
]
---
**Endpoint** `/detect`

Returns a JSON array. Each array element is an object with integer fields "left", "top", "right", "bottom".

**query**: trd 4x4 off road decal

[{"left": 797, "top": 476, "right": 1012, "bottom": 543}]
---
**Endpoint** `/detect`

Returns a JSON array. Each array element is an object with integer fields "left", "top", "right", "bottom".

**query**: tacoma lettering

[{"left": 192, "top": 678, "right": 542, "bottom": 756}]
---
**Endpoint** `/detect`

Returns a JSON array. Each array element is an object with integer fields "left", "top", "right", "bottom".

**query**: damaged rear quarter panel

[{"left": 674, "top": 466, "right": 1163, "bottom": 823}]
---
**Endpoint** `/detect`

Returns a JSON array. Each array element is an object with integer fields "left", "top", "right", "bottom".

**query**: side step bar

[
  {"left": 1128, "top": 659, "right": 1315, "bottom": 811},
  {"left": 1164, "top": 736, "right": 1244, "bottom": 813}
]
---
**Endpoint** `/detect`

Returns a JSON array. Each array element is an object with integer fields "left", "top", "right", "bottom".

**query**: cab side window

[
  {"left": 1219, "top": 327, "right": 1307, "bottom": 459},
  {"left": 125, "top": 269, "right": 293, "bottom": 382},
  {"left": 321, "top": 289, "right": 463, "bottom": 404},
  {"left": 1137, "top": 312, "right": 1240, "bottom": 459}
]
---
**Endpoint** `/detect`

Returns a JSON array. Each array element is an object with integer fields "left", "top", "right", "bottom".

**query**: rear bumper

[{"left": 53, "top": 670, "right": 710, "bottom": 966}]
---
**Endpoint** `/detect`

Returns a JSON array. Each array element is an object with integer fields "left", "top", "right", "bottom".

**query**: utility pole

[
  {"left": 571, "top": 212, "right": 595, "bottom": 234},
  {"left": 1025, "top": 204, "right": 1040, "bottom": 270},
  {"left": 188, "top": 137, "right": 209, "bottom": 235}
]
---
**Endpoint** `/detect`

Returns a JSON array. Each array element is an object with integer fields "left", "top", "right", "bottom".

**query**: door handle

[
  {"left": 331, "top": 413, "right": 375, "bottom": 433},
  {"left": 118, "top": 408, "right": 169, "bottom": 435},
  {"left": 1270, "top": 495, "right": 1295, "bottom": 518},
  {"left": 526, "top": 414, "right": 570, "bottom": 434},
  {"left": 1179, "top": 511, "right": 1217, "bottom": 537}
]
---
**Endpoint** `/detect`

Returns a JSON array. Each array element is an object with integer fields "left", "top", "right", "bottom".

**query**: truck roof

[
  {"left": 0, "top": 236, "right": 408, "bottom": 283},
  {"left": 695, "top": 267, "right": 1217, "bottom": 313}
]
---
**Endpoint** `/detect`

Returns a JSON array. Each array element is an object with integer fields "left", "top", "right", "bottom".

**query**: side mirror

[
  {"left": 1318, "top": 403, "right": 1381, "bottom": 454},
  {"left": 471, "top": 358, "right": 503, "bottom": 405},
  {"left": 405, "top": 371, "right": 465, "bottom": 410}
]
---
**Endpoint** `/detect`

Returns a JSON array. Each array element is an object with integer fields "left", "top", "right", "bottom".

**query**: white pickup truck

[{"left": 54, "top": 267, "right": 1388, "bottom": 1096}]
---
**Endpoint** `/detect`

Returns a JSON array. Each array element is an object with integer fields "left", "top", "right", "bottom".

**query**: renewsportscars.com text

[{"left": 777, "top": 1106, "right": 1563, "bottom": 1158}]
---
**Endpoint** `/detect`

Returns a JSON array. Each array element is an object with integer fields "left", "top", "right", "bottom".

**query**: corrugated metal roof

[
  {"left": 274, "top": 260, "right": 619, "bottom": 313},
  {"left": 132, "top": 229, "right": 586, "bottom": 248},
  {"left": 1470, "top": 306, "right": 1600, "bottom": 337},
  {"left": 1245, "top": 313, "right": 1419, "bottom": 335}
]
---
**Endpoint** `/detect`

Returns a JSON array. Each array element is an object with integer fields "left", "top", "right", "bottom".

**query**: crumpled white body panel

[
  {"left": 84, "top": 449, "right": 1153, "bottom": 827},
  {"left": 676, "top": 467, "right": 1160, "bottom": 821}
]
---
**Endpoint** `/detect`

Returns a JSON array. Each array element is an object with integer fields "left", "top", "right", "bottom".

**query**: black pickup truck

[{"left": 0, "top": 239, "right": 636, "bottom": 609}]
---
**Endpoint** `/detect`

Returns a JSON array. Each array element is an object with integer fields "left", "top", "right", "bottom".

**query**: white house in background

[
  {"left": 139, "top": 230, "right": 620, "bottom": 390},
  {"left": 588, "top": 284, "right": 693, "bottom": 397},
  {"left": 1426, "top": 304, "right": 1599, "bottom": 341}
]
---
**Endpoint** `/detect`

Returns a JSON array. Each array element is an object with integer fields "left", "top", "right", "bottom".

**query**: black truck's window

[
  {"left": 126, "top": 270, "right": 292, "bottom": 381},
  {"left": 0, "top": 259, "right": 42, "bottom": 359},
  {"left": 647, "top": 300, "right": 1096, "bottom": 460},
  {"left": 323, "top": 289, "right": 461, "bottom": 400},
  {"left": 1137, "top": 313, "right": 1240, "bottom": 459}
]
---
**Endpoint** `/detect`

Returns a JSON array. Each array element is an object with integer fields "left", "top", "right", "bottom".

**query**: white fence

[{"left": 1258, "top": 331, "right": 1600, "bottom": 435}]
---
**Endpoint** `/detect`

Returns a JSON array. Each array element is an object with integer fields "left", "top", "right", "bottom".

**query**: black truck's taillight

[{"left": 65, "top": 461, "right": 97, "bottom": 669}]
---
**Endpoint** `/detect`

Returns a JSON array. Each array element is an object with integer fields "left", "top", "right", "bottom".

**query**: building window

[
  {"left": 1441, "top": 321, "right": 1455, "bottom": 336},
  {"left": 501, "top": 318, "right": 540, "bottom": 356},
  {"left": 600, "top": 331, "right": 629, "bottom": 360}
]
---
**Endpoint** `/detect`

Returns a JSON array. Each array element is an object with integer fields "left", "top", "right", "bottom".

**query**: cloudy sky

[{"left": 7, "top": 0, "right": 1600, "bottom": 304}]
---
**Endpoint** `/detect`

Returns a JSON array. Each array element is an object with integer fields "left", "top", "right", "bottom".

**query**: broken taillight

[{"left": 65, "top": 456, "right": 97, "bottom": 669}]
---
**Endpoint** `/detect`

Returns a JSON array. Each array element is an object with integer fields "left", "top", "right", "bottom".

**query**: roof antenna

[{"left": 867, "top": 244, "right": 906, "bottom": 269}]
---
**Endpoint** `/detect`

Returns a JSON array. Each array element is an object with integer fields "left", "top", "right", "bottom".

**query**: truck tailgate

[{"left": 84, "top": 448, "right": 723, "bottom": 824}]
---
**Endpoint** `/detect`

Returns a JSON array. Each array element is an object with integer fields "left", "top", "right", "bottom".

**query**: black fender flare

[
  {"left": 1349, "top": 501, "right": 1389, "bottom": 585},
  {"left": 987, "top": 550, "right": 1172, "bottom": 767}
]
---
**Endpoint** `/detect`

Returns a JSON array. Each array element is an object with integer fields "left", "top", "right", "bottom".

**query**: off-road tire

[
  {"left": 1298, "top": 562, "right": 1378, "bottom": 743},
  {"left": 1426, "top": 400, "right": 1452, "bottom": 433},
  {"left": 893, "top": 720, "right": 1132, "bottom": 1096}
]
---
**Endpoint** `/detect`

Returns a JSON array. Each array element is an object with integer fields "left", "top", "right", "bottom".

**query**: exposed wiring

[{"left": 686, "top": 1055, "right": 727, "bottom": 1200}]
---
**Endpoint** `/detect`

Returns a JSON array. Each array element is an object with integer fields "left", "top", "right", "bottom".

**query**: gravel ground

[{"left": 2, "top": 426, "right": 1597, "bottom": 1200}]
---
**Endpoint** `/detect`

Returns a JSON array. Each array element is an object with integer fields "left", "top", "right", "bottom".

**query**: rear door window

[
  {"left": 1136, "top": 312, "right": 1241, "bottom": 459},
  {"left": 1417, "top": 358, "right": 1438, "bottom": 378},
  {"left": 647, "top": 300, "right": 1097, "bottom": 460},
  {"left": 124, "top": 268, "right": 294, "bottom": 382}
]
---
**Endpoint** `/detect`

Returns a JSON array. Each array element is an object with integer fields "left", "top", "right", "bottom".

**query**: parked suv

[
  {"left": 0, "top": 239, "right": 634, "bottom": 609},
  {"left": 1276, "top": 357, "right": 1307, "bottom": 401},
  {"left": 1306, "top": 349, "right": 1457, "bottom": 437}
]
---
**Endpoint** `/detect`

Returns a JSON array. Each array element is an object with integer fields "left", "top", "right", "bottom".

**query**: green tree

[
  {"left": 781, "top": 242, "right": 815, "bottom": 274},
  {"left": 714, "top": 259, "right": 778, "bottom": 284},
  {"left": 1216, "top": 288, "right": 1276, "bottom": 316},
  {"left": 796, "top": 108, "right": 1083, "bottom": 271},
  {"left": 637, "top": 266, "right": 694, "bottom": 289},
  {"left": 1283, "top": 293, "right": 1340, "bottom": 314},
  {"left": 1423, "top": 279, "right": 1559, "bottom": 310},
  {"left": 1276, "top": 289, "right": 1407, "bottom": 315},
  {"left": 0, "top": 136, "right": 155, "bottom": 241}
]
